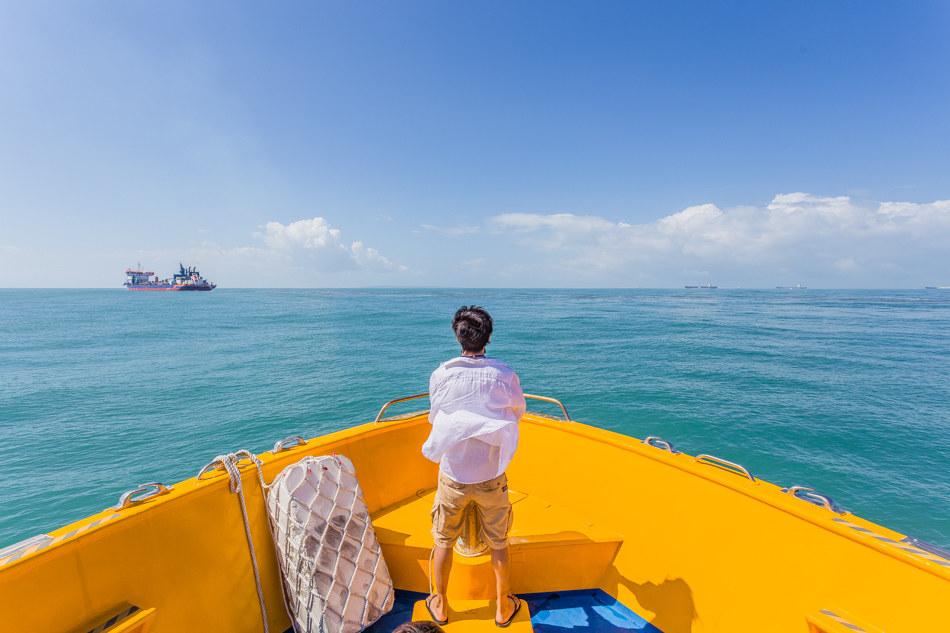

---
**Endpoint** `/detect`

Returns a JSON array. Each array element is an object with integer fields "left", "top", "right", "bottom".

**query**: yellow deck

[{"left": 2, "top": 412, "right": 949, "bottom": 632}]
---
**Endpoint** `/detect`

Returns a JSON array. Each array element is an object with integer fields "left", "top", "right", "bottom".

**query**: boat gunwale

[
  {"left": 513, "top": 414, "right": 950, "bottom": 580},
  {"left": 2, "top": 412, "right": 948, "bottom": 582}
]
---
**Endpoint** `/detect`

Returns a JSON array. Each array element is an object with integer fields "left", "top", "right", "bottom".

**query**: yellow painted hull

[{"left": 1, "top": 414, "right": 948, "bottom": 632}]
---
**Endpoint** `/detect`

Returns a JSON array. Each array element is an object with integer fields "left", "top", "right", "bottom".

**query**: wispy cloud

[
  {"left": 255, "top": 217, "right": 407, "bottom": 273},
  {"left": 350, "top": 241, "right": 407, "bottom": 273},
  {"left": 456, "top": 257, "right": 485, "bottom": 274},
  {"left": 487, "top": 193, "right": 950, "bottom": 286},
  {"left": 421, "top": 223, "right": 481, "bottom": 235}
]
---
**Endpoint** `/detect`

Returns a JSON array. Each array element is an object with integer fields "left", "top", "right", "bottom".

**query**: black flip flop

[
  {"left": 425, "top": 594, "right": 449, "bottom": 625},
  {"left": 495, "top": 595, "right": 522, "bottom": 628}
]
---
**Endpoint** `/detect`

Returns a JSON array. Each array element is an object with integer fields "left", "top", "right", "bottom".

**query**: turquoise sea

[{"left": 1, "top": 289, "right": 948, "bottom": 550}]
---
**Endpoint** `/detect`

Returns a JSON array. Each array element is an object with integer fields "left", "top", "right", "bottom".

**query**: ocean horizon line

[{"left": 2, "top": 286, "right": 950, "bottom": 291}]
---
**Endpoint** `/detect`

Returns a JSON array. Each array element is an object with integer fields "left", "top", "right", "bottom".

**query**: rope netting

[{"left": 267, "top": 454, "right": 394, "bottom": 633}]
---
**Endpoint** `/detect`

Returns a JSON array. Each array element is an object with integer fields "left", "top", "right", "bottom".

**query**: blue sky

[{"left": 1, "top": 1, "right": 948, "bottom": 287}]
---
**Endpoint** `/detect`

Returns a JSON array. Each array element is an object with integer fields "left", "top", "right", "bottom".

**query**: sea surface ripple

[{"left": 1, "top": 288, "right": 948, "bottom": 549}]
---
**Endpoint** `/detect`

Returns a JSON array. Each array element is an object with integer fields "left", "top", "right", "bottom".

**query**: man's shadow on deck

[{"left": 598, "top": 566, "right": 698, "bottom": 633}]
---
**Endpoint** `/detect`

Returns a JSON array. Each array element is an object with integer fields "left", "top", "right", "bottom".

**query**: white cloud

[
  {"left": 260, "top": 217, "right": 343, "bottom": 252},
  {"left": 254, "top": 217, "right": 405, "bottom": 274},
  {"left": 257, "top": 217, "right": 353, "bottom": 272},
  {"left": 351, "top": 241, "right": 408, "bottom": 273},
  {"left": 487, "top": 194, "right": 950, "bottom": 286},
  {"left": 456, "top": 257, "right": 485, "bottom": 274}
]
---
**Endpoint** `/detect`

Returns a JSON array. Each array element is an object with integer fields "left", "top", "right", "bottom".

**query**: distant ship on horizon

[
  {"left": 924, "top": 286, "right": 950, "bottom": 290},
  {"left": 685, "top": 284, "right": 717, "bottom": 289},
  {"left": 777, "top": 284, "right": 807, "bottom": 290},
  {"left": 124, "top": 263, "right": 216, "bottom": 291}
]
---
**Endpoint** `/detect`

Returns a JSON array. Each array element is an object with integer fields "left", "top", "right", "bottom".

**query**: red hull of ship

[{"left": 125, "top": 285, "right": 215, "bottom": 291}]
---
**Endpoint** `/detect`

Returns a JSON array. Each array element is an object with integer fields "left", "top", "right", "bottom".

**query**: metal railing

[
  {"left": 373, "top": 392, "right": 572, "bottom": 424},
  {"left": 196, "top": 453, "right": 256, "bottom": 481},
  {"left": 271, "top": 435, "right": 307, "bottom": 454},
  {"left": 642, "top": 436, "right": 677, "bottom": 453},
  {"left": 110, "top": 482, "right": 174, "bottom": 511},
  {"left": 640, "top": 435, "right": 858, "bottom": 512},
  {"left": 783, "top": 485, "right": 845, "bottom": 513},
  {"left": 524, "top": 394, "right": 572, "bottom": 421},
  {"left": 373, "top": 393, "right": 430, "bottom": 424},
  {"left": 694, "top": 454, "right": 756, "bottom": 482}
]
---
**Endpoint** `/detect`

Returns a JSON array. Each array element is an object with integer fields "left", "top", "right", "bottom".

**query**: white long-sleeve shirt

[{"left": 421, "top": 356, "right": 527, "bottom": 484}]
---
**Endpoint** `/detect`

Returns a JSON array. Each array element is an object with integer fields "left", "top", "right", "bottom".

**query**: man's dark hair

[
  {"left": 453, "top": 306, "right": 493, "bottom": 352},
  {"left": 393, "top": 622, "right": 445, "bottom": 633}
]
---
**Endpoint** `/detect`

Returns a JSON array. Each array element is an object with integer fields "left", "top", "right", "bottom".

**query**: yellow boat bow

[{"left": 1, "top": 396, "right": 948, "bottom": 633}]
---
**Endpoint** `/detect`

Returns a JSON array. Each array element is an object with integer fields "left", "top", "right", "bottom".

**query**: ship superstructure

[{"left": 124, "top": 263, "right": 216, "bottom": 291}]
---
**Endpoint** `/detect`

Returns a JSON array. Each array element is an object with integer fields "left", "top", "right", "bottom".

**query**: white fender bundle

[{"left": 267, "top": 454, "right": 394, "bottom": 633}]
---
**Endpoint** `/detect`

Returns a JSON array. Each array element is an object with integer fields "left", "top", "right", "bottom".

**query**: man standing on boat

[{"left": 422, "top": 306, "right": 526, "bottom": 627}]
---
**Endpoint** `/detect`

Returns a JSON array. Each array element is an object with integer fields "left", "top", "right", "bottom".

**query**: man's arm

[
  {"left": 508, "top": 373, "right": 527, "bottom": 421},
  {"left": 428, "top": 367, "right": 443, "bottom": 425}
]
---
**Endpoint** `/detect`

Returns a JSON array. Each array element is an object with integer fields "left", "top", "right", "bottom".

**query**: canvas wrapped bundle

[{"left": 267, "top": 454, "right": 394, "bottom": 633}]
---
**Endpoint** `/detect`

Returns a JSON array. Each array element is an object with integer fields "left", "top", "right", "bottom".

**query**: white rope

[
  {"left": 213, "top": 451, "right": 270, "bottom": 633},
  {"left": 247, "top": 452, "right": 299, "bottom": 633}
]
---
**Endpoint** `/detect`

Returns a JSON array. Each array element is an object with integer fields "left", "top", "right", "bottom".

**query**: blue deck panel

[
  {"left": 363, "top": 589, "right": 429, "bottom": 633},
  {"left": 361, "top": 589, "right": 662, "bottom": 633},
  {"left": 524, "top": 589, "right": 661, "bottom": 633}
]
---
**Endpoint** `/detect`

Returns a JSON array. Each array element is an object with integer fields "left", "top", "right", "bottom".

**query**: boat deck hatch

[{"left": 372, "top": 489, "right": 625, "bottom": 599}]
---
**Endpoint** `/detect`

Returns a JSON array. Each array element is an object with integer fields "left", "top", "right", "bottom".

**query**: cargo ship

[{"left": 124, "top": 264, "right": 216, "bottom": 291}]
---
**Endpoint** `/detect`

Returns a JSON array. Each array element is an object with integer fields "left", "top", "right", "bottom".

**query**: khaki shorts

[{"left": 431, "top": 471, "right": 513, "bottom": 550}]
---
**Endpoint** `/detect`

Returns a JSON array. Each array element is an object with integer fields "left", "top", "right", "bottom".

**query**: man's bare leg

[
  {"left": 429, "top": 545, "right": 453, "bottom": 621},
  {"left": 491, "top": 544, "right": 516, "bottom": 623}
]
